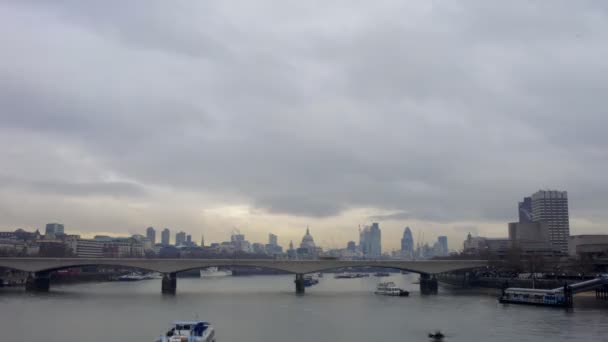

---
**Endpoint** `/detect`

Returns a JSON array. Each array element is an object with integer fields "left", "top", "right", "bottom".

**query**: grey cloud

[
  {"left": 1, "top": 1, "right": 608, "bottom": 230},
  {"left": 368, "top": 211, "right": 411, "bottom": 222},
  {"left": 0, "top": 176, "right": 146, "bottom": 198},
  {"left": 452, "top": 225, "right": 479, "bottom": 236}
]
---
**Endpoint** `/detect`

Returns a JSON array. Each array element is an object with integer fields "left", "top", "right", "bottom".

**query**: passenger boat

[
  {"left": 156, "top": 321, "right": 215, "bottom": 342},
  {"left": 303, "top": 275, "right": 319, "bottom": 287},
  {"left": 374, "top": 282, "right": 409, "bottom": 296},
  {"left": 200, "top": 267, "right": 232, "bottom": 278},
  {"left": 498, "top": 287, "right": 572, "bottom": 307}
]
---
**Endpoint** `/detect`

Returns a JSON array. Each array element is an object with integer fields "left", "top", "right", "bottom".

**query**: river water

[{"left": 1, "top": 273, "right": 607, "bottom": 341}]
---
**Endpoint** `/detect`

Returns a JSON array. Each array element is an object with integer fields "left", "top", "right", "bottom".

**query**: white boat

[
  {"left": 374, "top": 282, "right": 409, "bottom": 296},
  {"left": 118, "top": 272, "right": 145, "bottom": 281},
  {"left": 143, "top": 272, "right": 163, "bottom": 280},
  {"left": 156, "top": 321, "right": 215, "bottom": 342},
  {"left": 334, "top": 272, "right": 370, "bottom": 279},
  {"left": 200, "top": 267, "right": 232, "bottom": 278}
]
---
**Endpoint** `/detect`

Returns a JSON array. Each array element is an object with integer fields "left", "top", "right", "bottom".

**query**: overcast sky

[{"left": 1, "top": 1, "right": 607, "bottom": 250}]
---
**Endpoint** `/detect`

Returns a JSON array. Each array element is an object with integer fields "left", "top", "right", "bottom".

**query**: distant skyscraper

[
  {"left": 186, "top": 234, "right": 192, "bottom": 244},
  {"left": 437, "top": 236, "right": 448, "bottom": 256},
  {"left": 400, "top": 227, "right": 414, "bottom": 256},
  {"left": 201, "top": 235, "right": 205, "bottom": 247},
  {"left": 269, "top": 233, "right": 278, "bottom": 246},
  {"left": 531, "top": 190, "right": 570, "bottom": 253},
  {"left": 360, "top": 223, "right": 381, "bottom": 258},
  {"left": 175, "top": 231, "right": 187, "bottom": 246},
  {"left": 45, "top": 223, "right": 64, "bottom": 236},
  {"left": 146, "top": 227, "right": 156, "bottom": 245},
  {"left": 161, "top": 228, "right": 170, "bottom": 246},
  {"left": 518, "top": 197, "right": 533, "bottom": 223}
]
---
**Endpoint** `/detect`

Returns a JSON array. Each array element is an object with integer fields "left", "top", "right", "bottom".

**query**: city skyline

[
  {"left": 1, "top": 2, "right": 608, "bottom": 251},
  {"left": 0, "top": 188, "right": 591, "bottom": 251}
]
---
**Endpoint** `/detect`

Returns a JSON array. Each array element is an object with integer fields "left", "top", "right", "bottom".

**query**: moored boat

[
  {"left": 303, "top": 275, "right": 319, "bottom": 287},
  {"left": 156, "top": 321, "right": 215, "bottom": 342},
  {"left": 498, "top": 287, "right": 572, "bottom": 308},
  {"left": 200, "top": 267, "right": 232, "bottom": 278},
  {"left": 118, "top": 272, "right": 145, "bottom": 281}
]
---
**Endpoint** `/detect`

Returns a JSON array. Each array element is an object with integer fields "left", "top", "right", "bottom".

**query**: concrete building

[
  {"left": 45, "top": 223, "right": 64, "bottom": 237},
  {"left": 518, "top": 197, "right": 533, "bottom": 223},
  {"left": 437, "top": 236, "right": 448, "bottom": 257},
  {"left": 230, "top": 233, "right": 249, "bottom": 252},
  {"left": 346, "top": 241, "right": 357, "bottom": 252},
  {"left": 531, "top": 190, "right": 570, "bottom": 253},
  {"left": 508, "top": 221, "right": 560, "bottom": 256},
  {"left": 568, "top": 235, "right": 608, "bottom": 259},
  {"left": 252, "top": 243, "right": 266, "bottom": 254},
  {"left": 265, "top": 233, "right": 282, "bottom": 255},
  {"left": 73, "top": 239, "right": 105, "bottom": 258},
  {"left": 175, "top": 231, "right": 186, "bottom": 246},
  {"left": 508, "top": 221, "right": 549, "bottom": 242},
  {"left": 161, "top": 228, "right": 170, "bottom": 246},
  {"left": 146, "top": 227, "right": 156, "bottom": 245},
  {"left": 463, "top": 233, "right": 511, "bottom": 257},
  {"left": 400, "top": 227, "right": 414, "bottom": 258},
  {"left": 268, "top": 233, "right": 278, "bottom": 246},
  {"left": 360, "top": 223, "right": 381, "bottom": 258},
  {"left": 131, "top": 234, "right": 153, "bottom": 251},
  {"left": 96, "top": 237, "right": 144, "bottom": 258}
]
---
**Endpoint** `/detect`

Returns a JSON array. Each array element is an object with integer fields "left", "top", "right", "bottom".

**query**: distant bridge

[{"left": 0, "top": 257, "right": 487, "bottom": 294}]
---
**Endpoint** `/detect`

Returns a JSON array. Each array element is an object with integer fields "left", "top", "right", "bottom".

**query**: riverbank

[
  {"left": 437, "top": 273, "right": 586, "bottom": 290},
  {"left": 1, "top": 271, "right": 127, "bottom": 287}
]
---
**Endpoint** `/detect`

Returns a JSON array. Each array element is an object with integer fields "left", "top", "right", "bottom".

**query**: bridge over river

[{"left": 0, "top": 258, "right": 487, "bottom": 294}]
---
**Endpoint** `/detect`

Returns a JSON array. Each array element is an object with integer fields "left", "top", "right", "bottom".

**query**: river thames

[{"left": 1, "top": 273, "right": 607, "bottom": 341}]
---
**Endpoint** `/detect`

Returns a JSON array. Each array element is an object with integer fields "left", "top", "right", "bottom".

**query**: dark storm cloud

[{"left": 1, "top": 1, "right": 608, "bottom": 227}]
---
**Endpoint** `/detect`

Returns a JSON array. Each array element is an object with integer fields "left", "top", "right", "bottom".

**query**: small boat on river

[
  {"left": 374, "top": 282, "right": 409, "bottom": 296},
  {"left": 428, "top": 331, "right": 445, "bottom": 340},
  {"left": 156, "top": 320, "right": 216, "bottom": 342}
]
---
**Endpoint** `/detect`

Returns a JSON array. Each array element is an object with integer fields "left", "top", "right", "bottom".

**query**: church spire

[{"left": 306, "top": 225, "right": 310, "bottom": 235}]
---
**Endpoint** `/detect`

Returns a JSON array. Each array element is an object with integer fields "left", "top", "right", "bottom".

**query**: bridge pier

[
  {"left": 25, "top": 272, "right": 50, "bottom": 292},
  {"left": 161, "top": 272, "right": 177, "bottom": 295},
  {"left": 596, "top": 286, "right": 608, "bottom": 300},
  {"left": 420, "top": 273, "right": 438, "bottom": 295},
  {"left": 294, "top": 274, "right": 305, "bottom": 294}
]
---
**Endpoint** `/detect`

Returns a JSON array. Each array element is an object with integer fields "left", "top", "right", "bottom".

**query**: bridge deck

[{"left": 0, "top": 258, "right": 488, "bottom": 275}]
